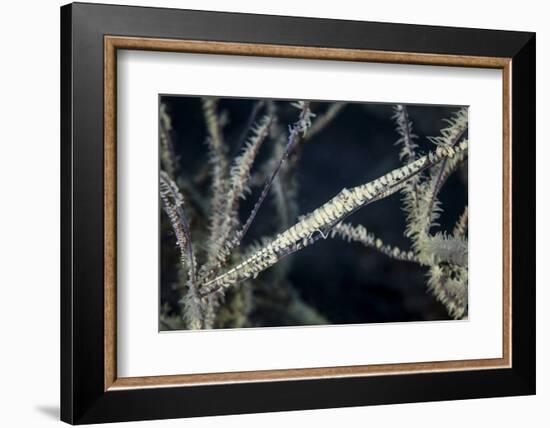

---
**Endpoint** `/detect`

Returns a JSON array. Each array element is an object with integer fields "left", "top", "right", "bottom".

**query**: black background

[{"left": 161, "top": 96, "right": 467, "bottom": 326}]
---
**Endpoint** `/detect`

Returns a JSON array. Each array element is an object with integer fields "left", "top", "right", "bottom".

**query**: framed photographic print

[{"left": 60, "top": 2, "right": 536, "bottom": 424}]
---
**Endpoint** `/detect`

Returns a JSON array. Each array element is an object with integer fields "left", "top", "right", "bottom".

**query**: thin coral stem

[
  {"left": 453, "top": 206, "right": 468, "bottom": 238},
  {"left": 424, "top": 127, "right": 467, "bottom": 234},
  {"left": 393, "top": 104, "right": 422, "bottom": 210},
  {"left": 202, "top": 97, "right": 229, "bottom": 261},
  {"left": 200, "top": 115, "right": 273, "bottom": 281},
  {"left": 232, "top": 100, "right": 265, "bottom": 156},
  {"left": 399, "top": 105, "right": 416, "bottom": 162},
  {"left": 237, "top": 102, "right": 313, "bottom": 244},
  {"left": 305, "top": 103, "right": 345, "bottom": 141},
  {"left": 159, "top": 103, "right": 178, "bottom": 178},
  {"left": 239, "top": 130, "right": 297, "bottom": 239},
  {"left": 331, "top": 223, "right": 418, "bottom": 263},
  {"left": 160, "top": 171, "right": 197, "bottom": 291}
]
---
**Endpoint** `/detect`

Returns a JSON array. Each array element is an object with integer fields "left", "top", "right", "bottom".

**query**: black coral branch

[
  {"left": 204, "top": 114, "right": 273, "bottom": 275},
  {"left": 237, "top": 101, "right": 315, "bottom": 244},
  {"left": 331, "top": 222, "right": 418, "bottom": 262},
  {"left": 159, "top": 171, "right": 203, "bottom": 327},
  {"left": 199, "top": 142, "right": 468, "bottom": 297},
  {"left": 202, "top": 97, "right": 230, "bottom": 266}
]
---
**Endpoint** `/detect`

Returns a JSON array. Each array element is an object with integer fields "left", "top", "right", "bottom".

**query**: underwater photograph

[{"left": 159, "top": 96, "right": 469, "bottom": 331}]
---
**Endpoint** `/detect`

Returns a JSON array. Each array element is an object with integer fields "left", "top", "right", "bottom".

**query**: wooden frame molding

[{"left": 104, "top": 35, "right": 513, "bottom": 391}]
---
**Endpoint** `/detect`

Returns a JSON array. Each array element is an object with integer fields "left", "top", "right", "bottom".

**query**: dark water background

[{"left": 160, "top": 95, "right": 468, "bottom": 325}]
